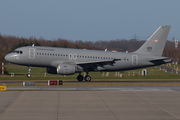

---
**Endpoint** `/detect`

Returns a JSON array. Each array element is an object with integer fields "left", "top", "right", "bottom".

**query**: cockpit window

[{"left": 12, "top": 50, "right": 23, "bottom": 54}]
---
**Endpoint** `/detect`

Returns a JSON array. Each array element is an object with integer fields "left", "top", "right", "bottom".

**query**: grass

[
  {"left": 2, "top": 64, "right": 180, "bottom": 80},
  {"left": 0, "top": 64, "right": 180, "bottom": 86}
]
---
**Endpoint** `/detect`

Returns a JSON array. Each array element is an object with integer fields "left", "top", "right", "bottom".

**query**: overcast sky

[{"left": 0, "top": 0, "right": 179, "bottom": 41}]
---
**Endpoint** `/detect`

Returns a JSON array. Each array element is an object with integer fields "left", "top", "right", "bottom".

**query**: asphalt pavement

[{"left": 1, "top": 90, "right": 180, "bottom": 120}]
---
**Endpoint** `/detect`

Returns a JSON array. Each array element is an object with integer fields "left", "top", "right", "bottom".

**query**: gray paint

[{"left": 5, "top": 26, "right": 171, "bottom": 80}]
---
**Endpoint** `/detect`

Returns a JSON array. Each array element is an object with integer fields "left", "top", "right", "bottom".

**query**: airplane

[{"left": 5, "top": 25, "right": 171, "bottom": 82}]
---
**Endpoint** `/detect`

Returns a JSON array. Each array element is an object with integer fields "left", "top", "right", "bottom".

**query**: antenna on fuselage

[
  {"left": 105, "top": 48, "right": 107, "bottom": 51},
  {"left": 32, "top": 44, "right": 35, "bottom": 47}
]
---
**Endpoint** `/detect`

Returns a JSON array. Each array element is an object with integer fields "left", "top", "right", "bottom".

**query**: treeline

[{"left": 0, "top": 34, "right": 179, "bottom": 66}]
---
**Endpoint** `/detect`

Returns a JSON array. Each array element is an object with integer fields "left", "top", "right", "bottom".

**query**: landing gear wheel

[
  {"left": 85, "top": 75, "right": 91, "bottom": 82},
  {"left": 27, "top": 73, "right": 31, "bottom": 78},
  {"left": 77, "top": 75, "right": 83, "bottom": 81},
  {"left": 27, "top": 66, "right": 32, "bottom": 78}
]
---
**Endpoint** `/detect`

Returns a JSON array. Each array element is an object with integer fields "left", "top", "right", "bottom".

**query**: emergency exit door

[{"left": 132, "top": 55, "right": 138, "bottom": 66}]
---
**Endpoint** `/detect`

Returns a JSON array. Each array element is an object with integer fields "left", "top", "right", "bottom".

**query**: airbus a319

[{"left": 5, "top": 26, "right": 171, "bottom": 81}]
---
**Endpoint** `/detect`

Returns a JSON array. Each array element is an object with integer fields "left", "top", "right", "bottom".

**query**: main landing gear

[
  {"left": 77, "top": 72, "right": 91, "bottom": 82},
  {"left": 77, "top": 73, "right": 83, "bottom": 81},
  {"left": 85, "top": 75, "right": 91, "bottom": 82},
  {"left": 27, "top": 66, "right": 32, "bottom": 78}
]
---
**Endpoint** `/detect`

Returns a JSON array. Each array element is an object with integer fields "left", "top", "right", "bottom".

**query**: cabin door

[{"left": 29, "top": 48, "right": 35, "bottom": 59}]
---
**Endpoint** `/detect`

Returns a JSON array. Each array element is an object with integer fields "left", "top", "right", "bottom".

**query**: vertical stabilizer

[{"left": 134, "top": 26, "right": 171, "bottom": 56}]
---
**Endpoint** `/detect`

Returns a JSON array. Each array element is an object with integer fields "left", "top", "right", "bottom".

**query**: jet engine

[
  {"left": 57, "top": 64, "right": 76, "bottom": 75},
  {"left": 47, "top": 64, "right": 83, "bottom": 75}
]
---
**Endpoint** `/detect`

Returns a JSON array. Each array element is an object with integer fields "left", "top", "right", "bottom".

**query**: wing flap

[{"left": 76, "top": 59, "right": 121, "bottom": 65}]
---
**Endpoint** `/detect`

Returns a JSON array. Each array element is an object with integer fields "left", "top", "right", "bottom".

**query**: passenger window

[
  {"left": 73, "top": 54, "right": 77, "bottom": 60},
  {"left": 69, "top": 54, "right": 72, "bottom": 59}
]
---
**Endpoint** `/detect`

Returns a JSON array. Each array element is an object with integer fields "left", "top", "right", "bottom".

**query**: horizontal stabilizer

[{"left": 148, "top": 57, "right": 171, "bottom": 62}]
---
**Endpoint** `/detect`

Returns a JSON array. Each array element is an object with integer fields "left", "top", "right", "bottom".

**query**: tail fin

[{"left": 134, "top": 25, "right": 171, "bottom": 56}]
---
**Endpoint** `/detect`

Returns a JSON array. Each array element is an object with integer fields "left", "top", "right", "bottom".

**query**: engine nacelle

[{"left": 57, "top": 64, "right": 76, "bottom": 75}]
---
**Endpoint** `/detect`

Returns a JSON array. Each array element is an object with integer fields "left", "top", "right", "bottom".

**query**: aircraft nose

[
  {"left": 5, "top": 54, "right": 9, "bottom": 61},
  {"left": 5, "top": 54, "right": 12, "bottom": 62}
]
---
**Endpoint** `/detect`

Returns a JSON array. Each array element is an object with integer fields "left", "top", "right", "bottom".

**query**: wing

[
  {"left": 76, "top": 58, "right": 121, "bottom": 65},
  {"left": 75, "top": 58, "right": 121, "bottom": 71},
  {"left": 50, "top": 59, "right": 121, "bottom": 71}
]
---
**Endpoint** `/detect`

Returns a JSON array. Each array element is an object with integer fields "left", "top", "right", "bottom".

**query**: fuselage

[{"left": 5, "top": 46, "right": 171, "bottom": 72}]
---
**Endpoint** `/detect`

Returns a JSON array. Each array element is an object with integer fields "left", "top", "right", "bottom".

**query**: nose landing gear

[{"left": 27, "top": 66, "right": 32, "bottom": 78}]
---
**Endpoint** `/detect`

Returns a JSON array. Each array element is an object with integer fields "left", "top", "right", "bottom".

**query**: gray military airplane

[{"left": 5, "top": 25, "right": 171, "bottom": 81}]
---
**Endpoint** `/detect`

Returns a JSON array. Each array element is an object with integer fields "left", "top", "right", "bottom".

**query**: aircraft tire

[
  {"left": 85, "top": 75, "right": 91, "bottom": 82},
  {"left": 77, "top": 75, "right": 83, "bottom": 81},
  {"left": 27, "top": 73, "right": 31, "bottom": 78}
]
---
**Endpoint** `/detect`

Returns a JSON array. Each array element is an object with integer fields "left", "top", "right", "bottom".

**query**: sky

[{"left": 0, "top": 0, "right": 180, "bottom": 41}]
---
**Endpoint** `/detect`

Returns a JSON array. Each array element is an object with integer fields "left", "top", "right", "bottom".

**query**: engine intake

[{"left": 57, "top": 64, "right": 76, "bottom": 75}]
